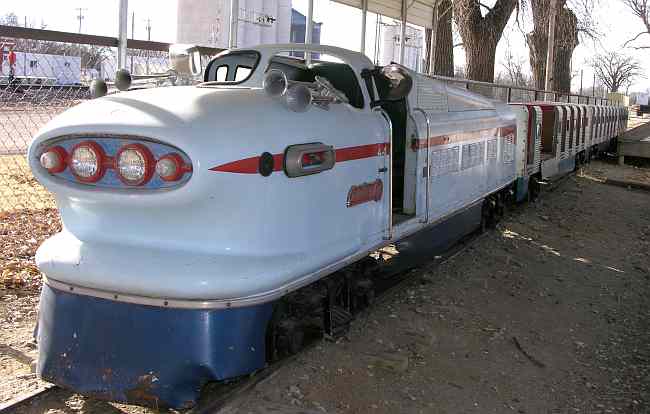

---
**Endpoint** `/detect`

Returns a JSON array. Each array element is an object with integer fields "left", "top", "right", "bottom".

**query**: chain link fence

[{"left": 0, "top": 30, "right": 175, "bottom": 212}]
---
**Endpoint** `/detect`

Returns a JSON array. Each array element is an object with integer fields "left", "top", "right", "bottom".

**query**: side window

[
  {"left": 216, "top": 66, "right": 228, "bottom": 82},
  {"left": 234, "top": 66, "right": 252, "bottom": 82}
]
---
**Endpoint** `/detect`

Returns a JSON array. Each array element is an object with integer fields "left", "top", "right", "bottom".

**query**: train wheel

[
  {"left": 276, "top": 319, "right": 304, "bottom": 356},
  {"left": 495, "top": 192, "right": 505, "bottom": 221},
  {"left": 481, "top": 199, "right": 496, "bottom": 232},
  {"left": 527, "top": 176, "right": 541, "bottom": 202}
]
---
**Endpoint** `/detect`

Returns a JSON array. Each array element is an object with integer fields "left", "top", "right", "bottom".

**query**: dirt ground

[{"left": 0, "top": 159, "right": 649, "bottom": 414}]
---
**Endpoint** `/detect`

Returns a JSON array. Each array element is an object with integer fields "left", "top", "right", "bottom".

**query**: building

[
  {"left": 177, "top": 0, "right": 293, "bottom": 48},
  {"left": 290, "top": 9, "right": 321, "bottom": 45},
  {"left": 377, "top": 21, "right": 424, "bottom": 72}
]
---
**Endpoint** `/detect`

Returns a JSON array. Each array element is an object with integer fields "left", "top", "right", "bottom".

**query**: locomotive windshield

[{"left": 203, "top": 50, "right": 261, "bottom": 84}]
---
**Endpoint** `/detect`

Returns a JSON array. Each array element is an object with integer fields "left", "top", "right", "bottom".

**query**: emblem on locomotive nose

[{"left": 346, "top": 179, "right": 383, "bottom": 207}]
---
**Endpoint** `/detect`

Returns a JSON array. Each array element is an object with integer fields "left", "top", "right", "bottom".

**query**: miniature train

[{"left": 27, "top": 44, "right": 627, "bottom": 409}]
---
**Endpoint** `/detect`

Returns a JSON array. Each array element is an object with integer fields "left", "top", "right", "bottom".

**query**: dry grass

[{"left": 0, "top": 155, "right": 54, "bottom": 213}]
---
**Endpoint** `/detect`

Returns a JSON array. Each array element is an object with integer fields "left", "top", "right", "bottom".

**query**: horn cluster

[{"left": 263, "top": 70, "right": 349, "bottom": 113}]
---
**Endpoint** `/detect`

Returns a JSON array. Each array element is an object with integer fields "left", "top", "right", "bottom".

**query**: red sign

[{"left": 346, "top": 179, "right": 383, "bottom": 207}]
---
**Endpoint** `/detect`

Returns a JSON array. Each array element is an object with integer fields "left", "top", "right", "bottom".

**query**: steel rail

[{"left": 0, "top": 384, "right": 56, "bottom": 413}]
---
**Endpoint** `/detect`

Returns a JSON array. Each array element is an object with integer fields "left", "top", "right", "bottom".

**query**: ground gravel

[{"left": 1, "top": 161, "right": 650, "bottom": 413}]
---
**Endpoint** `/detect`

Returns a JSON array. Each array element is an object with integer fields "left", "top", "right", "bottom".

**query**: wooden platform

[{"left": 618, "top": 117, "right": 650, "bottom": 165}]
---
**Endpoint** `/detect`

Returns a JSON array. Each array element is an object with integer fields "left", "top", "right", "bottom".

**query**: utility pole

[
  {"left": 130, "top": 11, "right": 135, "bottom": 73},
  {"left": 428, "top": 0, "right": 440, "bottom": 75},
  {"left": 579, "top": 69, "right": 583, "bottom": 96},
  {"left": 75, "top": 7, "right": 86, "bottom": 33},
  {"left": 592, "top": 72, "right": 596, "bottom": 97},
  {"left": 144, "top": 18, "right": 151, "bottom": 74},
  {"left": 24, "top": 16, "right": 27, "bottom": 77},
  {"left": 544, "top": 0, "right": 559, "bottom": 96}
]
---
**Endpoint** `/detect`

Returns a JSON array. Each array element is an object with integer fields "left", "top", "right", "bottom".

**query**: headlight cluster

[{"left": 39, "top": 139, "right": 191, "bottom": 187}]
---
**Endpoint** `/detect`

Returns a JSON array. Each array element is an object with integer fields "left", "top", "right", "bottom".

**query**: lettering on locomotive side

[{"left": 346, "top": 179, "right": 383, "bottom": 207}]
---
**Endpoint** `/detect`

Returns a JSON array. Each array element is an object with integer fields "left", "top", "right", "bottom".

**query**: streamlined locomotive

[{"left": 28, "top": 43, "right": 626, "bottom": 408}]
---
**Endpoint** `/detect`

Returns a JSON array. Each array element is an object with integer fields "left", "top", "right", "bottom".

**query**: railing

[
  {"left": 0, "top": 24, "right": 618, "bottom": 213},
  {"left": 429, "top": 74, "right": 613, "bottom": 106}
]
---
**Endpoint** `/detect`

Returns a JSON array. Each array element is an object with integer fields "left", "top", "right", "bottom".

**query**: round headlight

[
  {"left": 70, "top": 141, "right": 105, "bottom": 182},
  {"left": 39, "top": 146, "right": 67, "bottom": 173},
  {"left": 116, "top": 144, "right": 154, "bottom": 186},
  {"left": 155, "top": 153, "right": 185, "bottom": 182}
]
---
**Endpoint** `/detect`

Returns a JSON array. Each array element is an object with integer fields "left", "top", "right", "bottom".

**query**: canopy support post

[
  {"left": 306, "top": 0, "right": 314, "bottom": 64},
  {"left": 360, "top": 0, "right": 368, "bottom": 55},
  {"left": 229, "top": 0, "right": 239, "bottom": 49},
  {"left": 399, "top": 0, "right": 407, "bottom": 65},
  {"left": 118, "top": 0, "right": 128, "bottom": 70}
]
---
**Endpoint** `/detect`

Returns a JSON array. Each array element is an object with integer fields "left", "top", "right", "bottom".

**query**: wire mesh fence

[{"left": 0, "top": 34, "right": 173, "bottom": 212}]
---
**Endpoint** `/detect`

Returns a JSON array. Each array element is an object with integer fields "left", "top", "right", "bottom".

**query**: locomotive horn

[
  {"left": 115, "top": 69, "right": 133, "bottom": 91},
  {"left": 263, "top": 70, "right": 289, "bottom": 97},
  {"left": 262, "top": 69, "right": 349, "bottom": 113},
  {"left": 90, "top": 79, "right": 108, "bottom": 98}
]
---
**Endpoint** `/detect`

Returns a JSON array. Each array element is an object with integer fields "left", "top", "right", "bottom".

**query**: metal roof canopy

[{"left": 333, "top": 0, "right": 437, "bottom": 29}]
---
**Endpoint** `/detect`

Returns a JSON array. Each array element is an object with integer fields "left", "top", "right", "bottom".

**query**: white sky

[{"left": 3, "top": 0, "right": 650, "bottom": 92}]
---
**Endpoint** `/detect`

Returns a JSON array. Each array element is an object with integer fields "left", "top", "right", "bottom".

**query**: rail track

[{"left": 0, "top": 221, "right": 485, "bottom": 414}]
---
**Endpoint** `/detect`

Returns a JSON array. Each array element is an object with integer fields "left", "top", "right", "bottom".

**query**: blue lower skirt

[{"left": 36, "top": 284, "right": 273, "bottom": 409}]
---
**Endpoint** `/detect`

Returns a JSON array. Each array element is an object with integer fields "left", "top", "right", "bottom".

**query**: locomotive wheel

[
  {"left": 288, "top": 327, "right": 305, "bottom": 355},
  {"left": 481, "top": 199, "right": 496, "bottom": 232},
  {"left": 277, "top": 319, "right": 304, "bottom": 355},
  {"left": 495, "top": 193, "right": 505, "bottom": 221},
  {"left": 527, "top": 176, "right": 541, "bottom": 202}
]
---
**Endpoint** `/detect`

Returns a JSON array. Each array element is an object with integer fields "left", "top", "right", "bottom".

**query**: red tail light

[
  {"left": 39, "top": 146, "right": 68, "bottom": 173},
  {"left": 156, "top": 153, "right": 191, "bottom": 182}
]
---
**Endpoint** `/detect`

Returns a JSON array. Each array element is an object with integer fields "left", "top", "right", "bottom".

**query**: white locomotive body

[{"left": 28, "top": 44, "right": 624, "bottom": 408}]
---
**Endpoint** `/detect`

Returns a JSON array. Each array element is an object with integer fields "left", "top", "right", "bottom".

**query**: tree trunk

[
  {"left": 453, "top": 0, "right": 518, "bottom": 82},
  {"left": 435, "top": 0, "right": 454, "bottom": 76},
  {"left": 526, "top": 30, "right": 547, "bottom": 90},
  {"left": 424, "top": 0, "right": 454, "bottom": 77},
  {"left": 527, "top": 0, "right": 578, "bottom": 93},
  {"left": 553, "top": 7, "right": 578, "bottom": 93},
  {"left": 465, "top": 34, "right": 498, "bottom": 82}
]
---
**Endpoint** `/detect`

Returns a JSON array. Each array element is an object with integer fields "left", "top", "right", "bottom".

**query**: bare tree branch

[
  {"left": 622, "top": 0, "right": 650, "bottom": 48},
  {"left": 591, "top": 50, "right": 645, "bottom": 92}
]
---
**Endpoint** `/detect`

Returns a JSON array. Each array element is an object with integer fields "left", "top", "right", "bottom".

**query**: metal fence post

[{"left": 118, "top": 0, "right": 128, "bottom": 70}]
